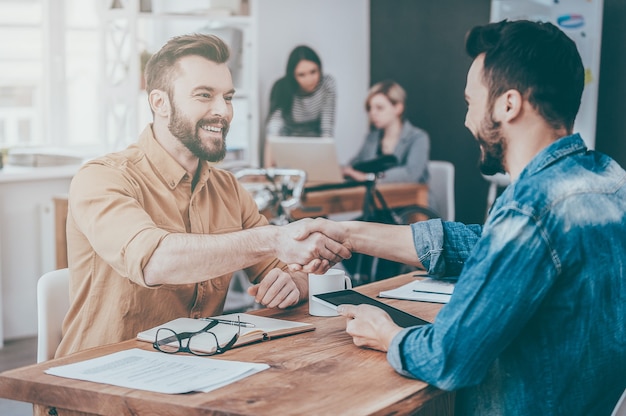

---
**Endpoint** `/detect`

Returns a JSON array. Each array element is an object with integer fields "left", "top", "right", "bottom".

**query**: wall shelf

[{"left": 99, "top": 0, "right": 259, "bottom": 166}]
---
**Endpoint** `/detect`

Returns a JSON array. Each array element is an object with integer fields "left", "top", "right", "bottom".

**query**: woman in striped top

[{"left": 265, "top": 45, "right": 336, "bottom": 166}]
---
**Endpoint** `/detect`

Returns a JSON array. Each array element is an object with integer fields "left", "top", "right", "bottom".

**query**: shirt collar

[
  {"left": 376, "top": 120, "right": 413, "bottom": 142},
  {"left": 517, "top": 133, "right": 587, "bottom": 181},
  {"left": 137, "top": 124, "right": 211, "bottom": 190},
  {"left": 399, "top": 120, "right": 413, "bottom": 142}
]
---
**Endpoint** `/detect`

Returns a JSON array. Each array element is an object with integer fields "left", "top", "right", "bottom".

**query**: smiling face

[
  {"left": 464, "top": 55, "right": 507, "bottom": 175},
  {"left": 367, "top": 93, "right": 403, "bottom": 130},
  {"left": 293, "top": 59, "right": 321, "bottom": 93},
  {"left": 167, "top": 55, "right": 235, "bottom": 162}
]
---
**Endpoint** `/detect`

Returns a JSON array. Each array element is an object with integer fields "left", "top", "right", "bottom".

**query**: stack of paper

[
  {"left": 45, "top": 348, "right": 269, "bottom": 394},
  {"left": 379, "top": 277, "right": 456, "bottom": 304}
]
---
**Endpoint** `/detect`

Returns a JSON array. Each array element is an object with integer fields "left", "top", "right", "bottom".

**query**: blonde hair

[{"left": 365, "top": 80, "right": 407, "bottom": 118}]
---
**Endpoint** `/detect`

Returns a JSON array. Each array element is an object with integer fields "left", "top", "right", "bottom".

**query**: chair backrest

[
  {"left": 37, "top": 268, "right": 70, "bottom": 362},
  {"left": 612, "top": 388, "right": 626, "bottom": 416},
  {"left": 427, "top": 160, "right": 455, "bottom": 221},
  {"left": 482, "top": 172, "right": 511, "bottom": 218}
]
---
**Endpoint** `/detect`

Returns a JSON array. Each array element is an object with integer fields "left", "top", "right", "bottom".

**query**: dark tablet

[{"left": 312, "top": 289, "right": 429, "bottom": 328}]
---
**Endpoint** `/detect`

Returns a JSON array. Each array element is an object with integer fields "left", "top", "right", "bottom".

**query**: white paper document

[
  {"left": 379, "top": 277, "right": 456, "bottom": 304},
  {"left": 45, "top": 348, "right": 269, "bottom": 394}
]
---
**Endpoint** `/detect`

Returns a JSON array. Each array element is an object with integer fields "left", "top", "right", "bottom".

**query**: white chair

[
  {"left": 428, "top": 160, "right": 455, "bottom": 221},
  {"left": 612, "top": 388, "right": 626, "bottom": 416},
  {"left": 36, "top": 268, "right": 70, "bottom": 362},
  {"left": 482, "top": 172, "right": 510, "bottom": 218}
]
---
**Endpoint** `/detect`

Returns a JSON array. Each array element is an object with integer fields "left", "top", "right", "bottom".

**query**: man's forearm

[
  {"left": 345, "top": 221, "right": 423, "bottom": 268},
  {"left": 143, "top": 221, "right": 350, "bottom": 286},
  {"left": 143, "top": 226, "right": 280, "bottom": 286}
]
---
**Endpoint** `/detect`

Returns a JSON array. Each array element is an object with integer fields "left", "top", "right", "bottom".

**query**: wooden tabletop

[
  {"left": 0, "top": 274, "right": 453, "bottom": 416},
  {"left": 293, "top": 182, "right": 428, "bottom": 219}
]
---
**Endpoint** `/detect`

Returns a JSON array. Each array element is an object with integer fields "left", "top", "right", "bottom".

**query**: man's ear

[
  {"left": 496, "top": 89, "right": 523, "bottom": 122},
  {"left": 148, "top": 90, "right": 170, "bottom": 117}
]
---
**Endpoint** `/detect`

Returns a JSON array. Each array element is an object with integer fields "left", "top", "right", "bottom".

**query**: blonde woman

[{"left": 343, "top": 80, "right": 430, "bottom": 184}]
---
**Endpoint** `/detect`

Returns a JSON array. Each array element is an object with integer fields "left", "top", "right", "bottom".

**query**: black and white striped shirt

[{"left": 266, "top": 74, "right": 336, "bottom": 137}]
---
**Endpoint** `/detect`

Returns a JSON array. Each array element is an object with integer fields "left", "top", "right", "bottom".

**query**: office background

[
  {"left": 2, "top": 0, "right": 623, "bottom": 225},
  {"left": 257, "top": 0, "right": 370, "bottom": 174},
  {"left": 370, "top": 0, "right": 626, "bottom": 224}
]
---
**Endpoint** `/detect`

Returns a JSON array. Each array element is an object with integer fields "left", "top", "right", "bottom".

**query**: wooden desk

[
  {"left": 0, "top": 274, "right": 453, "bottom": 416},
  {"left": 293, "top": 182, "right": 428, "bottom": 219}
]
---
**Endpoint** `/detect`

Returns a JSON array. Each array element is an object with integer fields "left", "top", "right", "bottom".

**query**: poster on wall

[{"left": 491, "top": 0, "right": 604, "bottom": 149}]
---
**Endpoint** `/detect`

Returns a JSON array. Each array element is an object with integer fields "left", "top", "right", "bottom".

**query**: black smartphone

[{"left": 312, "top": 289, "right": 429, "bottom": 328}]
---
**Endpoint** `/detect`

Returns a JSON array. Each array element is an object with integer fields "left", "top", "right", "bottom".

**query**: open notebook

[
  {"left": 379, "top": 277, "right": 456, "bottom": 304},
  {"left": 267, "top": 136, "right": 344, "bottom": 184},
  {"left": 137, "top": 313, "right": 314, "bottom": 354}
]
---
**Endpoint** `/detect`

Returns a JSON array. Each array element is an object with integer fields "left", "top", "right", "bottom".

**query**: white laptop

[{"left": 267, "top": 136, "right": 344, "bottom": 184}]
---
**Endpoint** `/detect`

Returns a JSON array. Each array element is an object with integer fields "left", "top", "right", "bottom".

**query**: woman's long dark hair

[{"left": 268, "top": 45, "right": 323, "bottom": 123}]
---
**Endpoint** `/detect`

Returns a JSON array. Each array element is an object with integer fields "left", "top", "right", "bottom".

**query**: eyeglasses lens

[
  {"left": 154, "top": 328, "right": 181, "bottom": 353},
  {"left": 154, "top": 318, "right": 241, "bottom": 356},
  {"left": 188, "top": 331, "right": 220, "bottom": 355}
]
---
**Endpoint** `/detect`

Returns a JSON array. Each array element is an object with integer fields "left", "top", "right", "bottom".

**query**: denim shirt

[{"left": 387, "top": 134, "right": 626, "bottom": 415}]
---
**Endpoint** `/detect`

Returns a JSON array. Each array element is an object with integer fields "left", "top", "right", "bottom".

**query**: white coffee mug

[{"left": 308, "top": 269, "right": 352, "bottom": 316}]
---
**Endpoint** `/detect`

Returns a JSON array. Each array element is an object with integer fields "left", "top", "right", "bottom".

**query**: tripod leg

[
  {"left": 352, "top": 255, "right": 365, "bottom": 286},
  {"left": 347, "top": 182, "right": 390, "bottom": 285}
]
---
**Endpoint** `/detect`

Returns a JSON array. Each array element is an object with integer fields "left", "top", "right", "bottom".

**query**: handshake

[{"left": 273, "top": 217, "right": 353, "bottom": 275}]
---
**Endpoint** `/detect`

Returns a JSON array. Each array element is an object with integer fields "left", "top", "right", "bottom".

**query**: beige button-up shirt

[{"left": 56, "top": 125, "right": 283, "bottom": 357}]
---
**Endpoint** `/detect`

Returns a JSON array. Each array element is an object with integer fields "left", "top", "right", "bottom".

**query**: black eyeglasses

[{"left": 153, "top": 316, "right": 241, "bottom": 356}]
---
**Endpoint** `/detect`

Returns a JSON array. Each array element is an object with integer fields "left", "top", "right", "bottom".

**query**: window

[
  {"left": 0, "top": 0, "right": 101, "bottom": 151},
  {"left": 0, "top": 0, "right": 43, "bottom": 148}
]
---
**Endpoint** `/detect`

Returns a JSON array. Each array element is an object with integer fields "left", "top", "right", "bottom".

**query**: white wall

[
  {"left": 257, "top": 0, "right": 370, "bottom": 164},
  {"left": 0, "top": 167, "right": 76, "bottom": 342}
]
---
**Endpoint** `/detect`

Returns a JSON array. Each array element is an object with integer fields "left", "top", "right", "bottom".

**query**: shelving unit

[{"left": 98, "top": 0, "right": 259, "bottom": 167}]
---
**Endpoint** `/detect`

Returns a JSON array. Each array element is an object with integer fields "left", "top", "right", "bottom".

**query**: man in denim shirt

[{"left": 298, "top": 20, "right": 626, "bottom": 415}]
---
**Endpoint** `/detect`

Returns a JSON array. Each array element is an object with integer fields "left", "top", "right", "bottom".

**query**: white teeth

[{"left": 202, "top": 125, "right": 221, "bottom": 132}]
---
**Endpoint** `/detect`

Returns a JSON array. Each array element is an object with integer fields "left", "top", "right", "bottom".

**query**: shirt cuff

[
  {"left": 410, "top": 219, "right": 446, "bottom": 275},
  {"left": 124, "top": 227, "right": 170, "bottom": 287},
  {"left": 387, "top": 327, "right": 419, "bottom": 378}
]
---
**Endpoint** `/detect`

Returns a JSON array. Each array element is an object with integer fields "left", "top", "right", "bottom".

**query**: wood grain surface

[{"left": 2, "top": 273, "right": 453, "bottom": 416}]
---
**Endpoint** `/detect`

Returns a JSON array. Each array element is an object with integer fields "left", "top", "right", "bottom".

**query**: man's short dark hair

[
  {"left": 465, "top": 20, "right": 584, "bottom": 131},
  {"left": 144, "top": 33, "right": 230, "bottom": 96}
]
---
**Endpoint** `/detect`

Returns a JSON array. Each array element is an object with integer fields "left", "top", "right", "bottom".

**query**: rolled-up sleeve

[
  {"left": 69, "top": 161, "right": 169, "bottom": 287},
  {"left": 388, "top": 209, "right": 558, "bottom": 391},
  {"left": 411, "top": 219, "right": 482, "bottom": 277},
  {"left": 387, "top": 326, "right": 421, "bottom": 377}
]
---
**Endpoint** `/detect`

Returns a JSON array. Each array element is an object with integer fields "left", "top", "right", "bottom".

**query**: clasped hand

[{"left": 275, "top": 218, "right": 351, "bottom": 274}]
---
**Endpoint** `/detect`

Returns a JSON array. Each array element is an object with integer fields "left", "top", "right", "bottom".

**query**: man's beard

[
  {"left": 168, "top": 101, "right": 229, "bottom": 163},
  {"left": 476, "top": 113, "right": 506, "bottom": 176}
]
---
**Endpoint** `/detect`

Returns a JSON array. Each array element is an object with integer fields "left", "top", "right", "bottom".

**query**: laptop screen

[{"left": 267, "top": 136, "right": 344, "bottom": 184}]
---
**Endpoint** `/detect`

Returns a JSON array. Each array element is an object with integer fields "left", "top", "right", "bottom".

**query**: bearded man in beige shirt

[{"left": 56, "top": 34, "right": 349, "bottom": 358}]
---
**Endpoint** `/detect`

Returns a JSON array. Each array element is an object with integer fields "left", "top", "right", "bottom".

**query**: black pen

[
  {"left": 199, "top": 318, "right": 256, "bottom": 328},
  {"left": 412, "top": 290, "right": 452, "bottom": 295}
]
